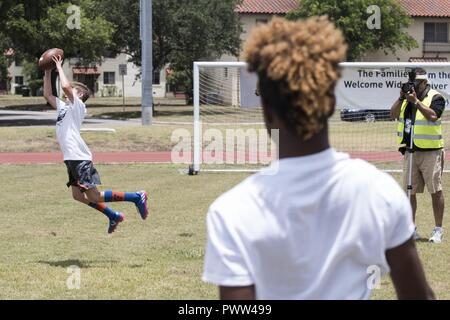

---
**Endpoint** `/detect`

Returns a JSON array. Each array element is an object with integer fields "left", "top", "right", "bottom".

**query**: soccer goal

[{"left": 190, "top": 61, "right": 450, "bottom": 174}]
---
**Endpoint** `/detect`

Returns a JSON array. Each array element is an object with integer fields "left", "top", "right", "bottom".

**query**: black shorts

[{"left": 64, "top": 160, "right": 101, "bottom": 192}]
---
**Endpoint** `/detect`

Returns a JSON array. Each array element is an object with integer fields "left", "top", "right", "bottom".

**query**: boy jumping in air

[{"left": 43, "top": 55, "right": 148, "bottom": 234}]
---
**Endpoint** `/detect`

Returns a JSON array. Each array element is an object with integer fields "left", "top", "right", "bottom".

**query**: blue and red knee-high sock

[
  {"left": 88, "top": 203, "right": 119, "bottom": 220},
  {"left": 103, "top": 191, "right": 140, "bottom": 203}
]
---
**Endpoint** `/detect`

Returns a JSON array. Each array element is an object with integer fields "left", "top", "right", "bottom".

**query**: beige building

[
  {"left": 234, "top": 0, "right": 450, "bottom": 63},
  {"left": 363, "top": 0, "right": 450, "bottom": 62},
  {"left": 6, "top": 52, "right": 166, "bottom": 98},
  {"left": 221, "top": 0, "right": 299, "bottom": 61}
]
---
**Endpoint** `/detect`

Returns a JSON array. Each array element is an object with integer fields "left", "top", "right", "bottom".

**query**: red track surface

[{"left": 1, "top": 150, "right": 449, "bottom": 164}]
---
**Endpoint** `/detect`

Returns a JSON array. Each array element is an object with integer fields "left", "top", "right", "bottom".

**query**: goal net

[{"left": 191, "top": 61, "right": 450, "bottom": 174}]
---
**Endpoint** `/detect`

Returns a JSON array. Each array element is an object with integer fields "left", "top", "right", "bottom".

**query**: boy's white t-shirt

[
  {"left": 56, "top": 96, "right": 92, "bottom": 161},
  {"left": 202, "top": 148, "right": 415, "bottom": 300}
]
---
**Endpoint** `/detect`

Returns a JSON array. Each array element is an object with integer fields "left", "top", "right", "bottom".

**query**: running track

[{"left": 2, "top": 150, "right": 450, "bottom": 164}]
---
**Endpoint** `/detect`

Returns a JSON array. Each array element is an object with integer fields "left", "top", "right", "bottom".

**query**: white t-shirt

[
  {"left": 203, "top": 148, "right": 414, "bottom": 300},
  {"left": 56, "top": 97, "right": 92, "bottom": 161}
]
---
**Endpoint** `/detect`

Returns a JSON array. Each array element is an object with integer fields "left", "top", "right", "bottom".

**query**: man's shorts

[
  {"left": 403, "top": 149, "right": 444, "bottom": 194},
  {"left": 64, "top": 160, "right": 101, "bottom": 192}
]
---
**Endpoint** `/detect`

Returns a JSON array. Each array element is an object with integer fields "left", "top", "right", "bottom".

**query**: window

[
  {"left": 425, "top": 22, "right": 448, "bottom": 43},
  {"left": 256, "top": 19, "right": 269, "bottom": 26},
  {"left": 15, "top": 57, "right": 22, "bottom": 67},
  {"left": 153, "top": 69, "right": 160, "bottom": 85},
  {"left": 103, "top": 72, "right": 115, "bottom": 85},
  {"left": 15, "top": 76, "right": 24, "bottom": 85}
]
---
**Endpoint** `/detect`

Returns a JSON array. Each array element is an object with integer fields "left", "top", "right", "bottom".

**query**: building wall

[
  {"left": 8, "top": 63, "right": 24, "bottom": 95},
  {"left": 7, "top": 53, "right": 166, "bottom": 98},
  {"left": 218, "top": 14, "right": 279, "bottom": 106},
  {"left": 240, "top": 13, "right": 276, "bottom": 41},
  {"left": 96, "top": 53, "right": 142, "bottom": 97},
  {"left": 225, "top": 14, "right": 450, "bottom": 63},
  {"left": 221, "top": 13, "right": 279, "bottom": 62},
  {"left": 362, "top": 17, "right": 450, "bottom": 62}
]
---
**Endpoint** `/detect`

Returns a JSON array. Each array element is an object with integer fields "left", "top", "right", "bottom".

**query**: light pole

[{"left": 140, "top": 0, "right": 153, "bottom": 125}]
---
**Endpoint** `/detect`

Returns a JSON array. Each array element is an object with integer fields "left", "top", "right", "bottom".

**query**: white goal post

[{"left": 191, "top": 61, "right": 450, "bottom": 174}]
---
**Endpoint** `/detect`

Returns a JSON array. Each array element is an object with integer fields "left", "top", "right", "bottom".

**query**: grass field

[
  {"left": 0, "top": 125, "right": 186, "bottom": 153},
  {"left": 1, "top": 96, "right": 449, "bottom": 299},
  {"left": 0, "top": 121, "right": 400, "bottom": 152},
  {"left": 1, "top": 95, "right": 449, "bottom": 161},
  {"left": 1, "top": 95, "right": 448, "bottom": 156},
  {"left": 0, "top": 164, "right": 449, "bottom": 300},
  {"left": 0, "top": 164, "right": 246, "bottom": 299}
]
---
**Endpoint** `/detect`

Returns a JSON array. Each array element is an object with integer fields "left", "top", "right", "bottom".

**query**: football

[{"left": 38, "top": 48, "right": 64, "bottom": 70}]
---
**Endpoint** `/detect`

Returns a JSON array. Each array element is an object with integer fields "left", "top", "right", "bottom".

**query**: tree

[
  {"left": 98, "top": 0, "right": 243, "bottom": 99},
  {"left": 3, "top": 0, "right": 115, "bottom": 64},
  {"left": 286, "top": 0, "right": 418, "bottom": 61},
  {"left": 0, "top": 1, "right": 16, "bottom": 91},
  {"left": 165, "top": 0, "right": 242, "bottom": 100},
  {"left": 0, "top": 55, "right": 12, "bottom": 92},
  {"left": 96, "top": 0, "right": 141, "bottom": 66},
  {"left": 0, "top": 0, "right": 115, "bottom": 96},
  {"left": 0, "top": 36, "right": 13, "bottom": 91}
]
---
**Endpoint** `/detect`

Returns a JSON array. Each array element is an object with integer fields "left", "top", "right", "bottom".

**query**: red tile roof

[
  {"left": 236, "top": 0, "right": 299, "bottom": 14},
  {"left": 3, "top": 48, "right": 14, "bottom": 57},
  {"left": 236, "top": 0, "right": 450, "bottom": 17},
  {"left": 409, "top": 57, "right": 448, "bottom": 62},
  {"left": 398, "top": 0, "right": 450, "bottom": 18}
]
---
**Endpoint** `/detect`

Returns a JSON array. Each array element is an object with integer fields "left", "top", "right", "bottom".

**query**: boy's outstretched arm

[
  {"left": 43, "top": 69, "right": 57, "bottom": 109},
  {"left": 386, "top": 237, "right": 435, "bottom": 300},
  {"left": 52, "top": 55, "right": 74, "bottom": 104}
]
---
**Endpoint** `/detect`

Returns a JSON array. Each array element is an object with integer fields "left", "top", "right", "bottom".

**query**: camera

[
  {"left": 401, "top": 82, "right": 415, "bottom": 95},
  {"left": 401, "top": 69, "right": 416, "bottom": 95}
]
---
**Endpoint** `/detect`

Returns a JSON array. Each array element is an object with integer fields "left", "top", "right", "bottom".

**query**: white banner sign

[
  {"left": 335, "top": 63, "right": 450, "bottom": 110},
  {"left": 239, "top": 62, "right": 450, "bottom": 110}
]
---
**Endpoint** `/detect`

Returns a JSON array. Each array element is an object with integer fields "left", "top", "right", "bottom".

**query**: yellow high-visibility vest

[{"left": 397, "top": 89, "right": 444, "bottom": 149}]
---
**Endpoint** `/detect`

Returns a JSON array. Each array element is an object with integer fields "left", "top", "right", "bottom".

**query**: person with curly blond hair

[{"left": 202, "top": 17, "right": 434, "bottom": 300}]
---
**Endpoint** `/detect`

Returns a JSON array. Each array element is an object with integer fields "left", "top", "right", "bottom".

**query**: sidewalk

[{"left": 0, "top": 109, "right": 141, "bottom": 127}]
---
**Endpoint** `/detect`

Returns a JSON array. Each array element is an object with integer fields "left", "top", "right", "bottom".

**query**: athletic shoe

[
  {"left": 429, "top": 227, "right": 443, "bottom": 244},
  {"left": 135, "top": 191, "right": 149, "bottom": 220},
  {"left": 108, "top": 212, "right": 125, "bottom": 234},
  {"left": 413, "top": 228, "right": 421, "bottom": 241}
]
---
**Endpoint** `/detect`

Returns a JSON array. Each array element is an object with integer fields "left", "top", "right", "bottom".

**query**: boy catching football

[{"left": 43, "top": 55, "right": 148, "bottom": 234}]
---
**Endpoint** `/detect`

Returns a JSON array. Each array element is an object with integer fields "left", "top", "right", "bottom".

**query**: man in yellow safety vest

[{"left": 390, "top": 68, "right": 445, "bottom": 243}]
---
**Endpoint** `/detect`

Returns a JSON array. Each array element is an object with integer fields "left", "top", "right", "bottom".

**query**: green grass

[
  {"left": 0, "top": 95, "right": 143, "bottom": 108},
  {"left": 1, "top": 96, "right": 449, "bottom": 162},
  {"left": 0, "top": 164, "right": 448, "bottom": 299},
  {"left": 0, "top": 122, "right": 426, "bottom": 173},
  {"left": 0, "top": 164, "right": 249, "bottom": 299},
  {"left": 0, "top": 121, "right": 406, "bottom": 153},
  {"left": 370, "top": 175, "right": 450, "bottom": 300},
  {"left": 0, "top": 123, "right": 406, "bottom": 173},
  {"left": 1, "top": 96, "right": 449, "bottom": 299},
  {"left": 0, "top": 125, "right": 188, "bottom": 153}
]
